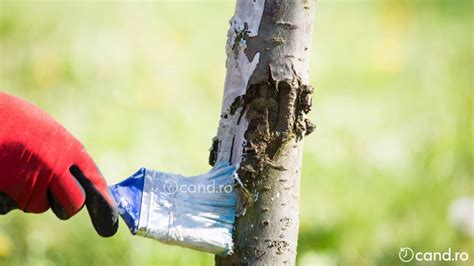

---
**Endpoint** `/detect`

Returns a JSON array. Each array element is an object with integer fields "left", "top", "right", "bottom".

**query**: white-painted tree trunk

[{"left": 210, "top": 1, "right": 316, "bottom": 265}]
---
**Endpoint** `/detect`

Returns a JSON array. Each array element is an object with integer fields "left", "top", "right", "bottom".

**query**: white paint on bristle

[{"left": 137, "top": 162, "right": 238, "bottom": 255}]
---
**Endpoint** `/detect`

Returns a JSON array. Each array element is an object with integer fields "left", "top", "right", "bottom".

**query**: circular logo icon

[
  {"left": 399, "top": 247, "right": 414, "bottom": 262},
  {"left": 163, "top": 180, "right": 178, "bottom": 195}
]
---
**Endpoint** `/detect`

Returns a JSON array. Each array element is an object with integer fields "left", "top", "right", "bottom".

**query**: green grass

[{"left": 0, "top": 1, "right": 472, "bottom": 265}]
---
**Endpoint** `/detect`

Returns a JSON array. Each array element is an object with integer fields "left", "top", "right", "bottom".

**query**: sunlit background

[{"left": 0, "top": 1, "right": 472, "bottom": 265}]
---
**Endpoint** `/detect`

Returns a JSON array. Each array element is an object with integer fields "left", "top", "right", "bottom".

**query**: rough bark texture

[{"left": 210, "top": 1, "right": 315, "bottom": 265}]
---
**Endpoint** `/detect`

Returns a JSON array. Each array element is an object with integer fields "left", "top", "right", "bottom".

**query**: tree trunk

[{"left": 210, "top": 0, "right": 315, "bottom": 265}]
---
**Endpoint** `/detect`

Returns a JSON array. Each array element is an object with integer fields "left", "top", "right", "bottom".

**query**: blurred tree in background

[{"left": 0, "top": 1, "right": 472, "bottom": 265}]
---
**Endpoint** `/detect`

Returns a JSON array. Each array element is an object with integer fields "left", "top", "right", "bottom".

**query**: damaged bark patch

[
  {"left": 241, "top": 79, "right": 314, "bottom": 173},
  {"left": 210, "top": 76, "right": 316, "bottom": 218},
  {"left": 232, "top": 22, "right": 250, "bottom": 57},
  {"left": 295, "top": 84, "right": 315, "bottom": 140},
  {"left": 208, "top": 137, "right": 219, "bottom": 166},
  {"left": 229, "top": 75, "right": 314, "bottom": 213}
]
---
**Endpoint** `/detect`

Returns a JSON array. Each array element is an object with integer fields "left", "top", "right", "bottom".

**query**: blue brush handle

[{"left": 108, "top": 168, "right": 145, "bottom": 234}]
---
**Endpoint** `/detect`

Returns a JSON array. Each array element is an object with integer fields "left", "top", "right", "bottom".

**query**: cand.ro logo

[
  {"left": 163, "top": 180, "right": 178, "bottom": 194},
  {"left": 399, "top": 247, "right": 414, "bottom": 262},
  {"left": 399, "top": 247, "right": 469, "bottom": 263},
  {"left": 162, "top": 180, "right": 233, "bottom": 195}
]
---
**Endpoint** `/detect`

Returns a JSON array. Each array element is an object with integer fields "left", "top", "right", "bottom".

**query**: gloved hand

[{"left": 0, "top": 92, "right": 118, "bottom": 237}]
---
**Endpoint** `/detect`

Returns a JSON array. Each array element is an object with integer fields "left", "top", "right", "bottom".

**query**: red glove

[{"left": 0, "top": 92, "right": 118, "bottom": 237}]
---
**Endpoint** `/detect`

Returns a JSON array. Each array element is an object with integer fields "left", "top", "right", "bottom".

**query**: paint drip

[{"left": 109, "top": 162, "right": 238, "bottom": 255}]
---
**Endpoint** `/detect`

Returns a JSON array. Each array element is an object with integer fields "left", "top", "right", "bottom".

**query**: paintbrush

[{"left": 109, "top": 161, "right": 238, "bottom": 255}]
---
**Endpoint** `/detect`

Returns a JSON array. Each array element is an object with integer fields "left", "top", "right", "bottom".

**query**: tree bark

[{"left": 210, "top": 0, "right": 315, "bottom": 265}]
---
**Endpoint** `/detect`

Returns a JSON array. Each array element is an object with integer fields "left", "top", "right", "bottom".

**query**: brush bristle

[{"left": 110, "top": 162, "right": 238, "bottom": 255}]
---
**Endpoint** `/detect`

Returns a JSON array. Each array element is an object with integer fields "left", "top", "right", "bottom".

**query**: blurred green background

[{"left": 0, "top": 0, "right": 472, "bottom": 265}]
